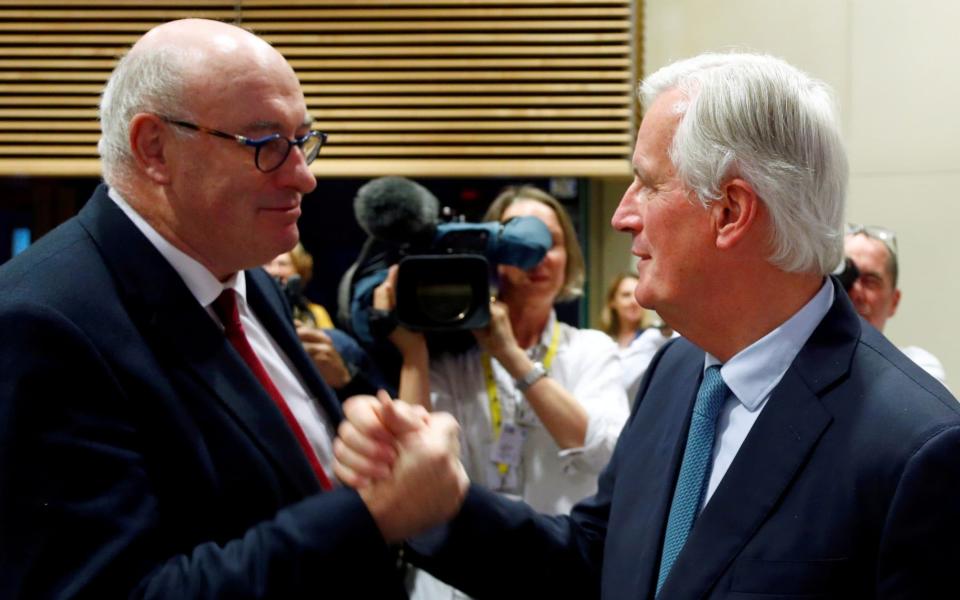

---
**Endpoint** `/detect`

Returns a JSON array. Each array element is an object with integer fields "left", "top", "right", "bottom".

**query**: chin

[{"left": 633, "top": 289, "right": 658, "bottom": 311}]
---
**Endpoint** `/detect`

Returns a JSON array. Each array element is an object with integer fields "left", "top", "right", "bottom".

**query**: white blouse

[{"left": 428, "top": 311, "right": 629, "bottom": 515}]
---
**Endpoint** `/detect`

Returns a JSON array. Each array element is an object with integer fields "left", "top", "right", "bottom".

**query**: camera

[
  {"left": 340, "top": 177, "right": 552, "bottom": 344},
  {"left": 393, "top": 217, "right": 552, "bottom": 331},
  {"left": 833, "top": 256, "right": 860, "bottom": 292}
]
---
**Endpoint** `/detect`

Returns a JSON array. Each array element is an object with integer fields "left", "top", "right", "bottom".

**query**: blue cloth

[
  {"left": 656, "top": 365, "right": 730, "bottom": 595},
  {"left": 324, "top": 326, "right": 392, "bottom": 395},
  {"left": 350, "top": 270, "right": 389, "bottom": 345}
]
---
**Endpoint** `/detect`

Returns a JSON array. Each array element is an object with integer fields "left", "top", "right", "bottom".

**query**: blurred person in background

[
  {"left": 264, "top": 241, "right": 334, "bottom": 328},
  {"left": 601, "top": 272, "right": 676, "bottom": 403},
  {"left": 844, "top": 224, "right": 947, "bottom": 386},
  {"left": 266, "top": 244, "right": 391, "bottom": 397}
]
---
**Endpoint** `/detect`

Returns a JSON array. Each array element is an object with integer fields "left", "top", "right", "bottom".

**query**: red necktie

[{"left": 212, "top": 289, "right": 333, "bottom": 490}]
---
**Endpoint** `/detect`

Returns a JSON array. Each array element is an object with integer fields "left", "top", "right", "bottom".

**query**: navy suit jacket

[
  {"left": 0, "top": 185, "right": 404, "bottom": 598},
  {"left": 410, "top": 282, "right": 960, "bottom": 599}
]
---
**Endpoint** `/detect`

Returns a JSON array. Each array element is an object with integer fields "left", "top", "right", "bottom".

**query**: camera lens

[
  {"left": 396, "top": 254, "right": 490, "bottom": 331},
  {"left": 414, "top": 281, "right": 474, "bottom": 324}
]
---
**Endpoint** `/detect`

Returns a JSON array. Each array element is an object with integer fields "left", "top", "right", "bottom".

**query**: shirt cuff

[{"left": 556, "top": 414, "right": 618, "bottom": 475}]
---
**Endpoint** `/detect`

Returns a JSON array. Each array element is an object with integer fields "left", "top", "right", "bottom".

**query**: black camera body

[
  {"left": 834, "top": 256, "right": 860, "bottom": 292},
  {"left": 393, "top": 216, "right": 552, "bottom": 332},
  {"left": 339, "top": 176, "right": 553, "bottom": 345},
  {"left": 348, "top": 216, "right": 552, "bottom": 344},
  {"left": 395, "top": 254, "right": 491, "bottom": 331}
]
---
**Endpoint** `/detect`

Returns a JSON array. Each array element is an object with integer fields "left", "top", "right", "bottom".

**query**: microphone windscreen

[{"left": 353, "top": 176, "right": 440, "bottom": 244}]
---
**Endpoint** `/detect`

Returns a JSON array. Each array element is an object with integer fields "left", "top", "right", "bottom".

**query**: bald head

[
  {"left": 96, "top": 18, "right": 317, "bottom": 280},
  {"left": 132, "top": 19, "right": 294, "bottom": 91},
  {"left": 98, "top": 19, "right": 300, "bottom": 187},
  {"left": 134, "top": 18, "right": 269, "bottom": 53}
]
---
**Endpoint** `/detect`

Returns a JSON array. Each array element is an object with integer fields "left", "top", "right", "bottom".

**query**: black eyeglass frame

[{"left": 161, "top": 117, "right": 328, "bottom": 173}]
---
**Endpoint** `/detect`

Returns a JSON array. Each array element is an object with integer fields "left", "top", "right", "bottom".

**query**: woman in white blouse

[
  {"left": 375, "top": 185, "right": 628, "bottom": 600},
  {"left": 601, "top": 273, "right": 676, "bottom": 403}
]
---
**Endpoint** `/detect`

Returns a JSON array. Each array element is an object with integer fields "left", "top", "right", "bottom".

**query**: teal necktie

[{"left": 656, "top": 365, "right": 730, "bottom": 596}]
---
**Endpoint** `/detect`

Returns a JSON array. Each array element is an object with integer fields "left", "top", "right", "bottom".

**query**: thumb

[{"left": 377, "top": 390, "right": 427, "bottom": 436}]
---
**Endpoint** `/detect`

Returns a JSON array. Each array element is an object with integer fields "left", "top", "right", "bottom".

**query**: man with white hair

[
  {"left": 336, "top": 52, "right": 960, "bottom": 598},
  {"left": 0, "top": 19, "right": 466, "bottom": 598}
]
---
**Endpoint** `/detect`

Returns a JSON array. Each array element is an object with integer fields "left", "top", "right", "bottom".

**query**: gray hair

[
  {"left": 98, "top": 46, "right": 192, "bottom": 187},
  {"left": 641, "top": 52, "right": 848, "bottom": 275}
]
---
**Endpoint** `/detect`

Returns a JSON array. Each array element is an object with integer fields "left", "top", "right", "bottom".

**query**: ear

[
  {"left": 711, "top": 177, "right": 761, "bottom": 250},
  {"left": 128, "top": 113, "right": 172, "bottom": 184},
  {"left": 888, "top": 287, "right": 902, "bottom": 318}
]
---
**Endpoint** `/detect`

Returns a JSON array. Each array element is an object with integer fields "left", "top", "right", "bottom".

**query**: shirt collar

[
  {"left": 537, "top": 310, "right": 558, "bottom": 348},
  {"left": 107, "top": 187, "right": 246, "bottom": 308},
  {"left": 704, "top": 277, "right": 834, "bottom": 411}
]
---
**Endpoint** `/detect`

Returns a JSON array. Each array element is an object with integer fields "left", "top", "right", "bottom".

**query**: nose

[
  {"left": 276, "top": 146, "right": 318, "bottom": 194},
  {"left": 611, "top": 182, "right": 642, "bottom": 233},
  {"left": 848, "top": 278, "right": 866, "bottom": 305}
]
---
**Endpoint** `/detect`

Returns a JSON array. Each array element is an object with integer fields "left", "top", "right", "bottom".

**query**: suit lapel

[
  {"left": 606, "top": 341, "right": 704, "bottom": 599},
  {"left": 78, "top": 186, "right": 320, "bottom": 496},
  {"left": 636, "top": 346, "right": 703, "bottom": 598},
  {"left": 659, "top": 368, "right": 832, "bottom": 598},
  {"left": 245, "top": 269, "right": 344, "bottom": 424},
  {"left": 657, "top": 283, "right": 860, "bottom": 598}
]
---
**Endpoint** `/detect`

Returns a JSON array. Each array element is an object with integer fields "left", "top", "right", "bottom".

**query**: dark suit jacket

[
  {"left": 410, "top": 282, "right": 960, "bottom": 599},
  {"left": 0, "top": 185, "right": 404, "bottom": 598}
]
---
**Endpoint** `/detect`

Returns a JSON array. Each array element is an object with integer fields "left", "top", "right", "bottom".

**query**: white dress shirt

[
  {"left": 701, "top": 277, "right": 834, "bottom": 507},
  {"left": 619, "top": 327, "right": 678, "bottom": 404},
  {"left": 108, "top": 188, "right": 337, "bottom": 482}
]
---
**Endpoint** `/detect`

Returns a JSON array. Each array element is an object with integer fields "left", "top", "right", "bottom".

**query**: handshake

[{"left": 334, "top": 392, "right": 469, "bottom": 543}]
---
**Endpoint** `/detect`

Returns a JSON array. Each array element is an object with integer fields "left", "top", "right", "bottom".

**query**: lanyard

[{"left": 481, "top": 320, "right": 560, "bottom": 475}]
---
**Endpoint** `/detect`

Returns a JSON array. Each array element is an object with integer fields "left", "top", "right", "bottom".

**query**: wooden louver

[{"left": 0, "top": 0, "right": 638, "bottom": 177}]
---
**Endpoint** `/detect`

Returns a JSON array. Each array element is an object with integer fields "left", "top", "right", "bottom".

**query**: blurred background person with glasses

[
  {"left": 0, "top": 18, "right": 467, "bottom": 598},
  {"left": 844, "top": 223, "right": 947, "bottom": 386}
]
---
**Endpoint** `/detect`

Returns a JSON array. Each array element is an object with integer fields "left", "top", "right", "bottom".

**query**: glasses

[
  {"left": 845, "top": 223, "right": 897, "bottom": 257},
  {"left": 161, "top": 117, "right": 327, "bottom": 173}
]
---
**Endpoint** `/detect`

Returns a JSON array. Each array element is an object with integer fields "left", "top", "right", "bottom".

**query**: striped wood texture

[{"left": 0, "top": 0, "right": 639, "bottom": 177}]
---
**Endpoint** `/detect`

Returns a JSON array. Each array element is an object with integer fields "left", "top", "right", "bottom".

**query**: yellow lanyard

[{"left": 481, "top": 320, "right": 560, "bottom": 475}]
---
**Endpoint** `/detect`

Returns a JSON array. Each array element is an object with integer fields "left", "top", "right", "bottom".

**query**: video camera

[{"left": 339, "top": 177, "right": 553, "bottom": 345}]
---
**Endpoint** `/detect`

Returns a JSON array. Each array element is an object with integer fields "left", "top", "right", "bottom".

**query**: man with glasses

[
  {"left": 0, "top": 19, "right": 466, "bottom": 598},
  {"left": 844, "top": 224, "right": 947, "bottom": 385}
]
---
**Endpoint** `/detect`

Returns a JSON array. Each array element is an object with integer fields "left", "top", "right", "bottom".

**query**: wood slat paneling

[{"left": 0, "top": 0, "right": 637, "bottom": 177}]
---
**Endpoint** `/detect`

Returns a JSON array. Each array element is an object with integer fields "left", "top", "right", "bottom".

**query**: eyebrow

[
  {"left": 245, "top": 117, "right": 315, "bottom": 136},
  {"left": 633, "top": 163, "right": 653, "bottom": 186}
]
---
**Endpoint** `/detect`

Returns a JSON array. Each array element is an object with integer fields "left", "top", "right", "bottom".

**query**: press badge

[
  {"left": 490, "top": 422, "right": 526, "bottom": 466},
  {"left": 485, "top": 461, "right": 521, "bottom": 492}
]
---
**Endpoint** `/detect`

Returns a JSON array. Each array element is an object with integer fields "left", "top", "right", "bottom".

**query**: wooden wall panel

[{"left": 0, "top": 0, "right": 637, "bottom": 176}]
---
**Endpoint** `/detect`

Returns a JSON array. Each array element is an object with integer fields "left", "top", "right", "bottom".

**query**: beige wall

[
  {"left": 588, "top": 177, "right": 632, "bottom": 328},
  {"left": 594, "top": 0, "right": 960, "bottom": 385}
]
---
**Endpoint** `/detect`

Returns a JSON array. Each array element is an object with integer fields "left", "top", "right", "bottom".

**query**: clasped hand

[{"left": 334, "top": 391, "right": 469, "bottom": 544}]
